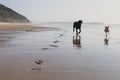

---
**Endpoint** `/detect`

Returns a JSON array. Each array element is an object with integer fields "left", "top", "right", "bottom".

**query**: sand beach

[
  {"left": 0, "top": 22, "right": 120, "bottom": 80},
  {"left": 0, "top": 23, "right": 57, "bottom": 31}
]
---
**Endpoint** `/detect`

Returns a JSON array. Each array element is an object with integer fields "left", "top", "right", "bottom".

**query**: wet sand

[{"left": 1, "top": 22, "right": 120, "bottom": 80}]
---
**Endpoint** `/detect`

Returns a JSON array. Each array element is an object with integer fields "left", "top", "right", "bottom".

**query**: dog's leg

[
  {"left": 79, "top": 28, "right": 81, "bottom": 33},
  {"left": 76, "top": 28, "right": 78, "bottom": 35}
]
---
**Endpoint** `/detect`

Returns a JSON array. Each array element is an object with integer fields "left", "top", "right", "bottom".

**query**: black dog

[{"left": 73, "top": 20, "right": 83, "bottom": 34}]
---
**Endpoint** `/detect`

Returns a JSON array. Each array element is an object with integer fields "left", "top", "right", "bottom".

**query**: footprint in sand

[
  {"left": 49, "top": 45, "right": 58, "bottom": 48},
  {"left": 31, "top": 67, "right": 41, "bottom": 70},
  {"left": 25, "top": 28, "right": 33, "bottom": 32},
  {"left": 41, "top": 48, "right": 49, "bottom": 50},
  {"left": 59, "top": 34, "right": 64, "bottom": 36},
  {"left": 53, "top": 40, "right": 59, "bottom": 43},
  {"left": 58, "top": 34, "right": 64, "bottom": 38},
  {"left": 31, "top": 60, "right": 44, "bottom": 71},
  {"left": 55, "top": 33, "right": 64, "bottom": 39}
]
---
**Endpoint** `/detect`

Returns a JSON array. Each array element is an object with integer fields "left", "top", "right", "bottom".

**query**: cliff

[{"left": 0, "top": 4, "right": 30, "bottom": 23}]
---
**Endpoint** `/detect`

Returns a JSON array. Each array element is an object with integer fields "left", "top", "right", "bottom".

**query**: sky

[{"left": 0, "top": 0, "right": 120, "bottom": 24}]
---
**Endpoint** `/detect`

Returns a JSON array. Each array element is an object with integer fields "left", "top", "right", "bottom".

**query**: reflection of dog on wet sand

[
  {"left": 73, "top": 35, "right": 81, "bottom": 48},
  {"left": 104, "top": 37, "right": 109, "bottom": 45}
]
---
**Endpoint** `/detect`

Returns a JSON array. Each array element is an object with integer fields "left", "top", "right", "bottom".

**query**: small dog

[{"left": 104, "top": 25, "right": 109, "bottom": 34}]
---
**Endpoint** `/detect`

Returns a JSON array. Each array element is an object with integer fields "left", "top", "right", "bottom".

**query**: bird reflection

[{"left": 73, "top": 34, "right": 81, "bottom": 48}]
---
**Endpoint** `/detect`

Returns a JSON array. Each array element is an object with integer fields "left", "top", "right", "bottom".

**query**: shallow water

[{"left": 1, "top": 23, "right": 120, "bottom": 80}]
